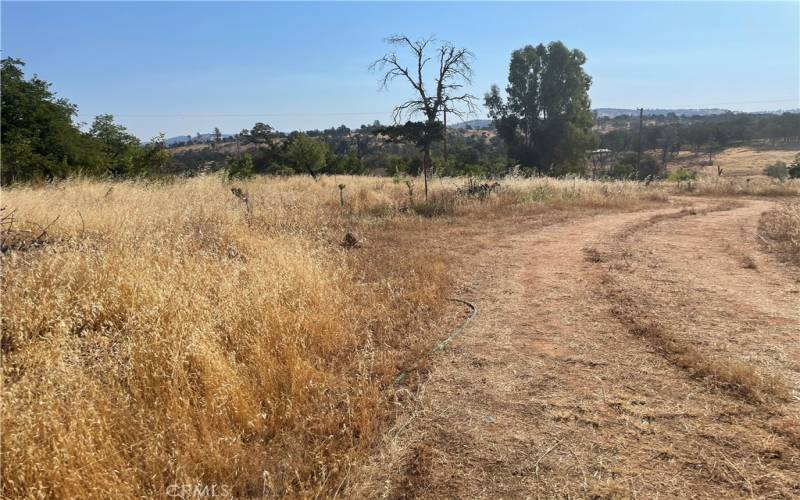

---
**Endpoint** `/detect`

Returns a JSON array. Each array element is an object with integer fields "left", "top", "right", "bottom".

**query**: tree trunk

[
  {"left": 443, "top": 108, "right": 448, "bottom": 164},
  {"left": 423, "top": 146, "right": 430, "bottom": 201}
]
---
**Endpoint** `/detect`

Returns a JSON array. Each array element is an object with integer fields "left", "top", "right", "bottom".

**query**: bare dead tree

[{"left": 371, "top": 35, "right": 477, "bottom": 199}]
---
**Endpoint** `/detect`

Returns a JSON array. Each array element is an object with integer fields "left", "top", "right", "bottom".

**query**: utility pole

[{"left": 636, "top": 107, "right": 644, "bottom": 174}]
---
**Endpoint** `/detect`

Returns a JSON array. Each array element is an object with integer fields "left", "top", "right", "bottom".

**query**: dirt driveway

[{"left": 355, "top": 199, "right": 799, "bottom": 499}]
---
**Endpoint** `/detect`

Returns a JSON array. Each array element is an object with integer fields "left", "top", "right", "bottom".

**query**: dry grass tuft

[
  {"left": 587, "top": 478, "right": 631, "bottom": 499},
  {"left": 617, "top": 202, "right": 740, "bottom": 240},
  {"left": 616, "top": 314, "right": 790, "bottom": 404},
  {"left": 758, "top": 201, "right": 800, "bottom": 266},
  {"left": 1, "top": 174, "right": 669, "bottom": 497},
  {"left": 603, "top": 205, "right": 791, "bottom": 405},
  {"left": 666, "top": 176, "right": 800, "bottom": 197},
  {"left": 583, "top": 246, "right": 605, "bottom": 263},
  {"left": 739, "top": 254, "right": 758, "bottom": 269},
  {"left": 770, "top": 416, "right": 800, "bottom": 448}
]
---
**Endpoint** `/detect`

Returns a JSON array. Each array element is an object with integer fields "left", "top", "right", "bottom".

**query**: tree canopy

[
  {"left": 286, "top": 134, "right": 328, "bottom": 179},
  {"left": 1, "top": 58, "right": 107, "bottom": 183},
  {"left": 89, "top": 114, "right": 142, "bottom": 176},
  {"left": 1, "top": 58, "right": 175, "bottom": 183},
  {"left": 485, "top": 41, "right": 596, "bottom": 175}
]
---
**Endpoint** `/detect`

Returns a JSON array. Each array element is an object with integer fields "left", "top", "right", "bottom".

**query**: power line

[
  {"left": 76, "top": 111, "right": 395, "bottom": 118},
  {"left": 74, "top": 98, "right": 798, "bottom": 119}
]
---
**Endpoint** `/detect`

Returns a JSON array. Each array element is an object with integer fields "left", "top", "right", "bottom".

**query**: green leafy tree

[
  {"left": 778, "top": 112, "right": 800, "bottom": 142},
  {"left": 250, "top": 122, "right": 273, "bottom": 143},
  {"left": 609, "top": 152, "right": 662, "bottom": 180},
  {"left": 226, "top": 153, "right": 254, "bottom": 179},
  {"left": 683, "top": 123, "right": 710, "bottom": 152},
  {"left": 326, "top": 152, "right": 366, "bottom": 175},
  {"left": 89, "top": 114, "right": 141, "bottom": 176},
  {"left": 376, "top": 121, "right": 445, "bottom": 172},
  {"left": 132, "top": 133, "right": 170, "bottom": 177},
  {"left": 1, "top": 57, "right": 107, "bottom": 183},
  {"left": 286, "top": 134, "right": 328, "bottom": 179},
  {"left": 213, "top": 127, "right": 222, "bottom": 149},
  {"left": 485, "top": 41, "right": 595, "bottom": 175}
]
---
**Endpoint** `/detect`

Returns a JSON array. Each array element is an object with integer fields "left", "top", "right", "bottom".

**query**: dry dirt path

[{"left": 356, "top": 199, "right": 799, "bottom": 499}]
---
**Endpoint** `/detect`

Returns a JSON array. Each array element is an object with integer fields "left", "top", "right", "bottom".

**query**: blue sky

[{"left": 3, "top": 1, "right": 798, "bottom": 139}]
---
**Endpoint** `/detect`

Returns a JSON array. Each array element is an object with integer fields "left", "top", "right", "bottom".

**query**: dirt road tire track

[{"left": 355, "top": 200, "right": 799, "bottom": 499}]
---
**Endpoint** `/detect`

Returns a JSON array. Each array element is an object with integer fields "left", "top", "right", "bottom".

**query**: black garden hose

[{"left": 394, "top": 298, "right": 479, "bottom": 385}]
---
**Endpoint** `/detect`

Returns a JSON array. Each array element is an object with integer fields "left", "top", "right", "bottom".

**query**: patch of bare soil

[{"left": 352, "top": 200, "right": 799, "bottom": 499}]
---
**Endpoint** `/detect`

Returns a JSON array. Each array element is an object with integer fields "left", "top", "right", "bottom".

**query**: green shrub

[
  {"left": 764, "top": 161, "right": 789, "bottom": 181},
  {"left": 788, "top": 154, "right": 800, "bottom": 179},
  {"left": 272, "top": 164, "right": 296, "bottom": 176},
  {"left": 668, "top": 168, "right": 697, "bottom": 182},
  {"left": 412, "top": 192, "right": 457, "bottom": 217},
  {"left": 608, "top": 152, "right": 663, "bottom": 180},
  {"left": 226, "top": 154, "right": 254, "bottom": 179},
  {"left": 518, "top": 186, "right": 554, "bottom": 203}
]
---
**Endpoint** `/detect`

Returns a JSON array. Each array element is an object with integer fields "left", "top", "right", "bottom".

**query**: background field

[{"left": 669, "top": 145, "right": 800, "bottom": 178}]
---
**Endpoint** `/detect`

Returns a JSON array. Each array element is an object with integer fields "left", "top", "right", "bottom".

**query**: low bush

[
  {"left": 788, "top": 153, "right": 800, "bottom": 179},
  {"left": 668, "top": 168, "right": 697, "bottom": 182},
  {"left": 763, "top": 161, "right": 789, "bottom": 181},
  {"left": 225, "top": 153, "right": 254, "bottom": 179}
]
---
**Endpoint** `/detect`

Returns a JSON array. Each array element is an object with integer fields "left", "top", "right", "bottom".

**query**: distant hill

[
  {"left": 453, "top": 110, "right": 737, "bottom": 128},
  {"left": 450, "top": 119, "right": 493, "bottom": 130},
  {"left": 165, "top": 133, "right": 233, "bottom": 147},
  {"left": 594, "top": 108, "right": 732, "bottom": 118},
  {"left": 166, "top": 108, "right": 798, "bottom": 143}
]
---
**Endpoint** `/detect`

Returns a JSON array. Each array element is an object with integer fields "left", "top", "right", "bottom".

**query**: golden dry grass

[
  {"left": 759, "top": 200, "right": 800, "bottom": 266},
  {"left": 668, "top": 145, "right": 800, "bottom": 178},
  {"left": 658, "top": 146, "right": 800, "bottom": 197},
  {"left": 622, "top": 318, "right": 790, "bottom": 404},
  {"left": 665, "top": 176, "right": 800, "bottom": 197},
  {"left": 1, "top": 174, "right": 669, "bottom": 498}
]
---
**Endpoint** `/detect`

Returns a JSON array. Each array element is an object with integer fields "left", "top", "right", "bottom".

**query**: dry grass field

[
  {"left": 0, "top": 175, "right": 668, "bottom": 498},
  {"left": 669, "top": 145, "right": 800, "bottom": 178},
  {"left": 2, "top": 172, "right": 798, "bottom": 498}
]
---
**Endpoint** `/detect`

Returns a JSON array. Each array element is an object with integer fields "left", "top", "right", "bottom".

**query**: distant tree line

[
  {"left": 167, "top": 119, "right": 512, "bottom": 179},
  {"left": 3, "top": 49, "right": 799, "bottom": 186},
  {"left": 598, "top": 112, "right": 800, "bottom": 155}
]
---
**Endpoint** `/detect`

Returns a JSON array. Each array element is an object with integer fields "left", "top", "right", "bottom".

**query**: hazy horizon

[{"left": 3, "top": 1, "right": 798, "bottom": 139}]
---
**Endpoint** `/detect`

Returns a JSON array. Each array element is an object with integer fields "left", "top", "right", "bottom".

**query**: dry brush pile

[{"left": 1, "top": 174, "right": 668, "bottom": 497}]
